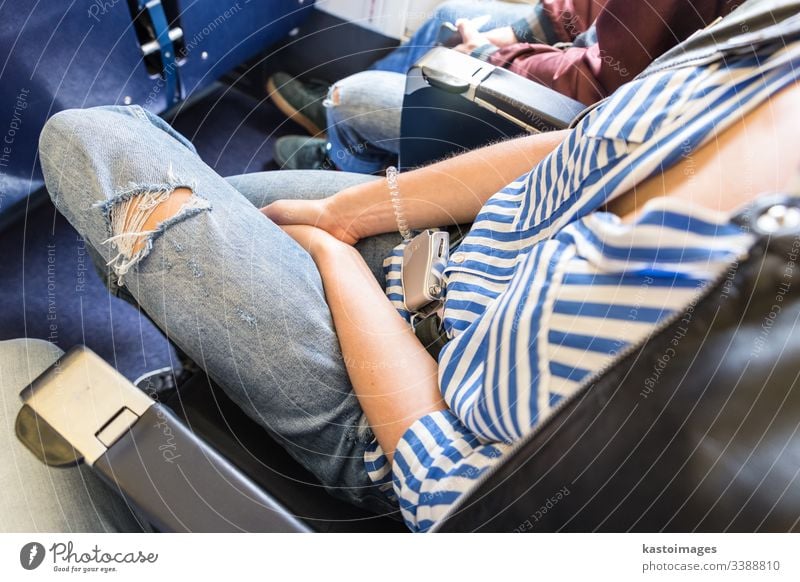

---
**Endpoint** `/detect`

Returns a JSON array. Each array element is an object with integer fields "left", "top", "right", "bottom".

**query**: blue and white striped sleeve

[
  {"left": 388, "top": 242, "right": 569, "bottom": 530},
  {"left": 391, "top": 410, "right": 509, "bottom": 532}
]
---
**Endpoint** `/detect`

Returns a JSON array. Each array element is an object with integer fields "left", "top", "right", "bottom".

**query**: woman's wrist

[{"left": 330, "top": 180, "right": 397, "bottom": 240}]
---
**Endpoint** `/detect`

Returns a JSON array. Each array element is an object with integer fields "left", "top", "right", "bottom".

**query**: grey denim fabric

[
  {"left": 38, "top": 104, "right": 400, "bottom": 518},
  {"left": 0, "top": 339, "right": 152, "bottom": 532}
]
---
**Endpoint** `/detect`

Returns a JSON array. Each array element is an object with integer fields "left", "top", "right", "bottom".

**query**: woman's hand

[
  {"left": 262, "top": 196, "right": 364, "bottom": 246},
  {"left": 279, "top": 219, "right": 444, "bottom": 459}
]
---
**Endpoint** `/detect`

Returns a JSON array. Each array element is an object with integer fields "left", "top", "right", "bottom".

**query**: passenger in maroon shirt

[
  {"left": 269, "top": 0, "right": 741, "bottom": 172},
  {"left": 462, "top": 0, "right": 741, "bottom": 104}
]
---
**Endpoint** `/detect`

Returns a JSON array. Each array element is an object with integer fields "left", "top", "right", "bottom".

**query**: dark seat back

[{"left": 438, "top": 228, "right": 800, "bottom": 532}]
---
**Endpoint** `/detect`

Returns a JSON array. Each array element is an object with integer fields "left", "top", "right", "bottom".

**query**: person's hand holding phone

[
  {"left": 483, "top": 25, "right": 518, "bottom": 47},
  {"left": 451, "top": 14, "right": 519, "bottom": 54},
  {"left": 453, "top": 17, "right": 492, "bottom": 54}
]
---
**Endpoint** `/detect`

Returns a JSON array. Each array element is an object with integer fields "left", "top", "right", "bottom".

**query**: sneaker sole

[{"left": 266, "top": 77, "right": 326, "bottom": 138}]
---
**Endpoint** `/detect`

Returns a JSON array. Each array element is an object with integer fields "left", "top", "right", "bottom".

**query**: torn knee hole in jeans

[
  {"left": 96, "top": 178, "right": 210, "bottom": 284},
  {"left": 322, "top": 85, "right": 341, "bottom": 108}
]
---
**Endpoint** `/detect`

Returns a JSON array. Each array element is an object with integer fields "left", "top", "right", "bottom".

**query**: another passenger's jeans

[
  {"left": 326, "top": 0, "right": 534, "bottom": 174},
  {"left": 38, "top": 105, "right": 403, "bottom": 519},
  {"left": 369, "top": 0, "right": 537, "bottom": 74}
]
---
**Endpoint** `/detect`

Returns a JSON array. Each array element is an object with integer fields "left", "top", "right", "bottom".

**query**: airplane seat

[
  {"left": 15, "top": 346, "right": 404, "bottom": 533},
  {"left": 398, "top": 47, "right": 588, "bottom": 170},
  {"left": 13, "top": 5, "right": 800, "bottom": 532}
]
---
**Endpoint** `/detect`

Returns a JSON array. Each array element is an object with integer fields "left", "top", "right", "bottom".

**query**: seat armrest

[
  {"left": 400, "top": 47, "right": 587, "bottom": 169},
  {"left": 16, "top": 346, "right": 309, "bottom": 532},
  {"left": 476, "top": 67, "right": 587, "bottom": 133},
  {"left": 414, "top": 47, "right": 586, "bottom": 132}
]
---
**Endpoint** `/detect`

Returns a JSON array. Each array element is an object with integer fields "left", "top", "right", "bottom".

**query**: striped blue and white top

[{"left": 367, "top": 41, "right": 800, "bottom": 532}]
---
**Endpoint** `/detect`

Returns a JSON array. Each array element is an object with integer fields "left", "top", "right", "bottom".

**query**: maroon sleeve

[
  {"left": 539, "top": 0, "right": 609, "bottom": 43},
  {"left": 489, "top": 0, "right": 742, "bottom": 105},
  {"left": 490, "top": 43, "right": 606, "bottom": 105}
]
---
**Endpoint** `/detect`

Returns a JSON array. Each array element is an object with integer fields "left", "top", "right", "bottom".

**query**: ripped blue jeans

[{"left": 38, "top": 105, "right": 403, "bottom": 516}]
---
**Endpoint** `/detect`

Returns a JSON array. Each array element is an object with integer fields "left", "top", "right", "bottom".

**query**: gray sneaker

[
  {"left": 267, "top": 72, "right": 329, "bottom": 136},
  {"left": 274, "top": 136, "right": 336, "bottom": 170}
]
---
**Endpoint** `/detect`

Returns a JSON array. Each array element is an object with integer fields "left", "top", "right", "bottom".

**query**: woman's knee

[
  {"left": 324, "top": 73, "right": 369, "bottom": 121},
  {"left": 39, "top": 107, "right": 142, "bottom": 210},
  {"left": 39, "top": 106, "right": 194, "bottom": 180},
  {"left": 40, "top": 106, "right": 141, "bottom": 158},
  {"left": 39, "top": 106, "right": 211, "bottom": 282}
]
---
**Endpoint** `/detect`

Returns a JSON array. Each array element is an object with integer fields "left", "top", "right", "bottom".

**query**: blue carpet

[
  {"left": 0, "top": 199, "right": 178, "bottom": 381},
  {"left": 170, "top": 83, "right": 304, "bottom": 176},
  {"left": 0, "top": 85, "right": 300, "bottom": 380}
]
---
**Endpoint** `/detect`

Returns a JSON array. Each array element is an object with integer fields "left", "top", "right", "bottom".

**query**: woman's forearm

[
  {"left": 315, "top": 242, "right": 445, "bottom": 459},
  {"left": 333, "top": 130, "right": 568, "bottom": 238}
]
